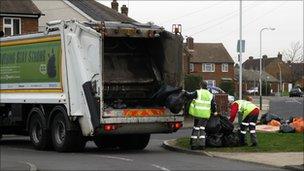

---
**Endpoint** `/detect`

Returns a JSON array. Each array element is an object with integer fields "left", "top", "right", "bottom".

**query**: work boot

[{"left": 239, "top": 134, "right": 247, "bottom": 146}]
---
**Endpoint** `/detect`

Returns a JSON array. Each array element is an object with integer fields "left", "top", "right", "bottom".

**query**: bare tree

[{"left": 283, "top": 41, "right": 303, "bottom": 63}]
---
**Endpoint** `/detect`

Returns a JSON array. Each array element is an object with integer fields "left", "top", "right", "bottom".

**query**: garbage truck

[{"left": 0, "top": 20, "right": 184, "bottom": 152}]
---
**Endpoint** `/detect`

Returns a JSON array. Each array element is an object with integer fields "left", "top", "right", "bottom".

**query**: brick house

[
  {"left": 242, "top": 53, "right": 294, "bottom": 92},
  {"left": 289, "top": 62, "right": 304, "bottom": 88},
  {"left": 0, "top": 0, "right": 41, "bottom": 37},
  {"left": 184, "top": 37, "right": 235, "bottom": 87},
  {"left": 33, "top": 0, "right": 134, "bottom": 32},
  {"left": 234, "top": 67, "right": 279, "bottom": 94}
]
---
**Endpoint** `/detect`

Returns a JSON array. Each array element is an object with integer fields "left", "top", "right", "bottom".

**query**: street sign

[{"left": 237, "top": 40, "right": 245, "bottom": 53}]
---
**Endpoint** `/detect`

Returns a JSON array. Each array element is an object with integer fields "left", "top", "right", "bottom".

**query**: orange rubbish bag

[
  {"left": 291, "top": 117, "right": 304, "bottom": 133},
  {"left": 267, "top": 119, "right": 281, "bottom": 126}
]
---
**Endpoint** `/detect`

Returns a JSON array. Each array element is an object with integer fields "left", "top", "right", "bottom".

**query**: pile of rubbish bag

[
  {"left": 205, "top": 115, "right": 240, "bottom": 147},
  {"left": 259, "top": 113, "right": 304, "bottom": 133}
]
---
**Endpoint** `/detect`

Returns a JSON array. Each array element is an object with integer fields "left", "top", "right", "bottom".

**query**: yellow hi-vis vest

[
  {"left": 234, "top": 100, "right": 258, "bottom": 120},
  {"left": 188, "top": 89, "right": 213, "bottom": 119}
]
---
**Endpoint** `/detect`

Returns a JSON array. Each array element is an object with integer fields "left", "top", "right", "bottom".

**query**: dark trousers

[
  {"left": 240, "top": 114, "right": 258, "bottom": 145},
  {"left": 190, "top": 117, "right": 208, "bottom": 149}
]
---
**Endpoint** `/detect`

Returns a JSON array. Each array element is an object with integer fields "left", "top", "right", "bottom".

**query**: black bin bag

[
  {"left": 222, "top": 132, "right": 240, "bottom": 147},
  {"left": 206, "top": 115, "right": 221, "bottom": 134},
  {"left": 166, "top": 91, "right": 186, "bottom": 114},
  {"left": 206, "top": 133, "right": 223, "bottom": 147},
  {"left": 279, "top": 123, "right": 295, "bottom": 133},
  {"left": 219, "top": 115, "right": 234, "bottom": 134}
]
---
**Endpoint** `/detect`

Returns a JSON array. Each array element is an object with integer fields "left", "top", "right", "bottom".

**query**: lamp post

[
  {"left": 259, "top": 27, "right": 275, "bottom": 110},
  {"left": 266, "top": 76, "right": 269, "bottom": 96},
  {"left": 277, "top": 62, "right": 282, "bottom": 96}
]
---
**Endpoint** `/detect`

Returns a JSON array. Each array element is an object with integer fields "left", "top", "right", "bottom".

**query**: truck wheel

[
  {"left": 119, "top": 134, "right": 150, "bottom": 150},
  {"left": 29, "top": 114, "right": 52, "bottom": 150},
  {"left": 51, "top": 114, "right": 86, "bottom": 152},
  {"left": 93, "top": 135, "right": 120, "bottom": 149}
]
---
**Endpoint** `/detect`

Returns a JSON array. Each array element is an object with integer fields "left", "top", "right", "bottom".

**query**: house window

[
  {"left": 3, "top": 18, "right": 21, "bottom": 36},
  {"left": 189, "top": 63, "right": 194, "bottom": 72},
  {"left": 205, "top": 80, "right": 216, "bottom": 86},
  {"left": 221, "top": 63, "right": 228, "bottom": 72},
  {"left": 202, "top": 63, "right": 215, "bottom": 72}
]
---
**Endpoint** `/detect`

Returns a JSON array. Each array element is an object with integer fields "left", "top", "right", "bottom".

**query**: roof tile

[
  {"left": 189, "top": 43, "right": 234, "bottom": 63},
  {"left": 0, "top": 0, "right": 41, "bottom": 16}
]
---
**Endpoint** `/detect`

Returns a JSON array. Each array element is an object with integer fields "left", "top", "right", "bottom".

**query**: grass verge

[{"left": 176, "top": 132, "right": 304, "bottom": 152}]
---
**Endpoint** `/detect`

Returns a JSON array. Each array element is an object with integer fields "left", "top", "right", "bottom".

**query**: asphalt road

[
  {"left": 269, "top": 97, "right": 304, "bottom": 120},
  {"left": 1, "top": 129, "right": 285, "bottom": 171}
]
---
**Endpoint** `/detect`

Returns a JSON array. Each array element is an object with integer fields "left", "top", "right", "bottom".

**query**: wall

[
  {"left": 0, "top": 17, "right": 38, "bottom": 35},
  {"left": 21, "top": 18, "right": 38, "bottom": 34},
  {"left": 190, "top": 63, "right": 234, "bottom": 86},
  {"left": 32, "top": 0, "right": 88, "bottom": 32},
  {"left": 0, "top": 17, "right": 2, "bottom": 33}
]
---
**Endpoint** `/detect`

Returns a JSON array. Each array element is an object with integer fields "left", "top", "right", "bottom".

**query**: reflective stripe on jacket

[
  {"left": 234, "top": 100, "right": 258, "bottom": 120},
  {"left": 188, "top": 89, "right": 213, "bottom": 119}
]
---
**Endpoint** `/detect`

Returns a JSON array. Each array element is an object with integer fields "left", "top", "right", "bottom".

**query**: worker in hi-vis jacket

[
  {"left": 184, "top": 81, "right": 217, "bottom": 150},
  {"left": 229, "top": 96, "right": 259, "bottom": 147}
]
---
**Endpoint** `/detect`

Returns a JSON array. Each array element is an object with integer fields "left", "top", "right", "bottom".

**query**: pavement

[
  {"left": 163, "top": 139, "right": 304, "bottom": 171},
  {"left": 0, "top": 161, "right": 34, "bottom": 171},
  {"left": 177, "top": 96, "right": 304, "bottom": 171}
]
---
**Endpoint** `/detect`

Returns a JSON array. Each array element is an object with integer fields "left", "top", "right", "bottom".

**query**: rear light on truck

[
  {"left": 168, "top": 122, "right": 183, "bottom": 131},
  {"left": 103, "top": 124, "right": 117, "bottom": 132}
]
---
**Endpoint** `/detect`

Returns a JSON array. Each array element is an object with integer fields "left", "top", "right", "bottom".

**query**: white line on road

[
  {"left": 21, "top": 161, "right": 37, "bottom": 171},
  {"left": 285, "top": 98, "right": 302, "bottom": 104},
  {"left": 151, "top": 164, "right": 170, "bottom": 171},
  {"left": 100, "top": 155, "right": 134, "bottom": 162},
  {"left": 151, "top": 139, "right": 166, "bottom": 142}
]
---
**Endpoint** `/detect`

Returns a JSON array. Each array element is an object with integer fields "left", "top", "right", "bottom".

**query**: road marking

[
  {"left": 151, "top": 164, "right": 170, "bottom": 171},
  {"left": 100, "top": 155, "right": 134, "bottom": 162},
  {"left": 20, "top": 161, "right": 37, "bottom": 171},
  {"left": 151, "top": 139, "right": 165, "bottom": 142},
  {"left": 285, "top": 98, "right": 302, "bottom": 104}
]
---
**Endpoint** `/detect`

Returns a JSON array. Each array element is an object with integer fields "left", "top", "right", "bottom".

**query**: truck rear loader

[{"left": 0, "top": 20, "right": 184, "bottom": 152}]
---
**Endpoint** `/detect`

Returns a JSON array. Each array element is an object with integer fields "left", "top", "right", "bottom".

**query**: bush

[
  {"left": 219, "top": 81, "right": 234, "bottom": 95},
  {"left": 184, "top": 75, "right": 202, "bottom": 91}
]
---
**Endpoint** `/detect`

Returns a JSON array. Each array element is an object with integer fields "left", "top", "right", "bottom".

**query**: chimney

[
  {"left": 121, "top": 5, "right": 128, "bottom": 16},
  {"left": 249, "top": 56, "right": 253, "bottom": 60},
  {"left": 111, "top": 0, "right": 119, "bottom": 12},
  {"left": 186, "top": 37, "right": 194, "bottom": 50},
  {"left": 262, "top": 55, "right": 267, "bottom": 59},
  {"left": 277, "top": 52, "right": 282, "bottom": 60}
]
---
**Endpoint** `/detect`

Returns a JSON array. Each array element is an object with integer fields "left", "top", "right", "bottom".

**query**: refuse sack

[
  {"left": 267, "top": 119, "right": 281, "bottom": 126},
  {"left": 290, "top": 117, "right": 304, "bottom": 133},
  {"left": 206, "top": 133, "right": 223, "bottom": 147},
  {"left": 279, "top": 123, "right": 295, "bottom": 133},
  {"left": 166, "top": 91, "right": 186, "bottom": 114},
  {"left": 260, "top": 113, "right": 282, "bottom": 124},
  {"left": 206, "top": 115, "right": 221, "bottom": 134},
  {"left": 219, "top": 115, "right": 234, "bottom": 134},
  {"left": 152, "top": 84, "right": 182, "bottom": 105},
  {"left": 222, "top": 132, "right": 240, "bottom": 147}
]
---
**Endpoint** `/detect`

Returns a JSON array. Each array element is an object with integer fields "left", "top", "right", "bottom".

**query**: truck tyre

[
  {"left": 51, "top": 114, "right": 85, "bottom": 152},
  {"left": 93, "top": 135, "right": 120, "bottom": 149},
  {"left": 118, "top": 134, "right": 150, "bottom": 150},
  {"left": 29, "top": 114, "right": 52, "bottom": 150}
]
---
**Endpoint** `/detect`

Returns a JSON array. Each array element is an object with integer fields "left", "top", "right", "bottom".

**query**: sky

[{"left": 98, "top": 0, "right": 303, "bottom": 63}]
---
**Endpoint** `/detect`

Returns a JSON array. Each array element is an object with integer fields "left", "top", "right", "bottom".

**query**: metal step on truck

[{"left": 0, "top": 20, "right": 184, "bottom": 152}]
